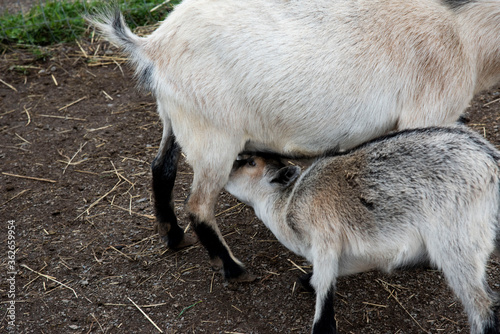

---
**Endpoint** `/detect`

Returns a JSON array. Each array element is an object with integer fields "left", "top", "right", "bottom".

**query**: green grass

[{"left": 0, "top": 0, "right": 181, "bottom": 46}]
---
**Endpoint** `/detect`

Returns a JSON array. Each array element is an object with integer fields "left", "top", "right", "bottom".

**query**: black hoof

[
  {"left": 227, "top": 270, "right": 257, "bottom": 283},
  {"left": 164, "top": 233, "right": 197, "bottom": 250},
  {"left": 155, "top": 220, "right": 191, "bottom": 249}
]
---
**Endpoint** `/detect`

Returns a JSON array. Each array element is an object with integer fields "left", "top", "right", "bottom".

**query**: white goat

[
  {"left": 88, "top": 0, "right": 500, "bottom": 281},
  {"left": 225, "top": 125, "right": 500, "bottom": 334}
]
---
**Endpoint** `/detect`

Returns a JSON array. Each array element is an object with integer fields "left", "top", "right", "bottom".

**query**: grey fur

[
  {"left": 225, "top": 125, "right": 500, "bottom": 334},
  {"left": 443, "top": 0, "right": 475, "bottom": 9}
]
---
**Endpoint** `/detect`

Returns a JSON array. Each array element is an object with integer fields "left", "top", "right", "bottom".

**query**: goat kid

[
  {"left": 88, "top": 0, "right": 500, "bottom": 281},
  {"left": 225, "top": 126, "right": 500, "bottom": 334}
]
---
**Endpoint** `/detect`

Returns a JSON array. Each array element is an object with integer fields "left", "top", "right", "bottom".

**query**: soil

[
  {"left": 0, "top": 0, "right": 39, "bottom": 14},
  {"left": 1, "top": 40, "right": 500, "bottom": 334}
]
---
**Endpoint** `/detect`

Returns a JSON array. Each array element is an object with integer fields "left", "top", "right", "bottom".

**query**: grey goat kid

[
  {"left": 225, "top": 126, "right": 500, "bottom": 334},
  {"left": 88, "top": 0, "right": 500, "bottom": 281}
]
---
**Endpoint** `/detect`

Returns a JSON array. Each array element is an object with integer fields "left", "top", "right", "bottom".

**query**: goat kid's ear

[{"left": 270, "top": 166, "right": 301, "bottom": 187}]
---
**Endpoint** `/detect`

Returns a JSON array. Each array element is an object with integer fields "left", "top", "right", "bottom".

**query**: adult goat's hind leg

[
  {"left": 152, "top": 123, "right": 196, "bottom": 249},
  {"left": 184, "top": 138, "right": 255, "bottom": 282}
]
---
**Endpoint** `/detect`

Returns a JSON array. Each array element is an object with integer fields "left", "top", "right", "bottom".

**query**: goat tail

[
  {"left": 87, "top": 8, "right": 141, "bottom": 52},
  {"left": 86, "top": 8, "right": 154, "bottom": 91}
]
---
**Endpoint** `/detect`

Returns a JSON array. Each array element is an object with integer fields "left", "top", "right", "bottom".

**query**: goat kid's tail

[{"left": 86, "top": 8, "right": 154, "bottom": 90}]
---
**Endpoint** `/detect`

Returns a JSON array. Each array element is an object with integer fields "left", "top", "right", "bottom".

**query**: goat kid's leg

[
  {"left": 185, "top": 143, "right": 254, "bottom": 282},
  {"left": 444, "top": 267, "right": 499, "bottom": 334},
  {"left": 431, "top": 245, "right": 499, "bottom": 334},
  {"left": 152, "top": 128, "right": 195, "bottom": 249},
  {"left": 310, "top": 259, "right": 338, "bottom": 334},
  {"left": 312, "top": 287, "right": 336, "bottom": 334}
]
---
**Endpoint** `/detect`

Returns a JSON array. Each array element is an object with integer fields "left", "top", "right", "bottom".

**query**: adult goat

[{"left": 89, "top": 0, "right": 500, "bottom": 281}]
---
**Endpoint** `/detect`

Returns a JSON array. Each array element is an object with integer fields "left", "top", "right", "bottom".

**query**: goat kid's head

[{"left": 225, "top": 156, "right": 301, "bottom": 206}]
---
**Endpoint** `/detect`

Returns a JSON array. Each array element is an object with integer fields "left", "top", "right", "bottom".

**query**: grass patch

[{"left": 0, "top": 0, "right": 181, "bottom": 46}]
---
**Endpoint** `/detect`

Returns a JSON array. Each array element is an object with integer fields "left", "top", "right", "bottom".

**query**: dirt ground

[{"left": 1, "top": 38, "right": 500, "bottom": 334}]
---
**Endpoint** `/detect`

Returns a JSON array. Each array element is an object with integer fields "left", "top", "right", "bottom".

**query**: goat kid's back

[
  {"left": 298, "top": 127, "right": 500, "bottom": 265},
  {"left": 226, "top": 126, "right": 500, "bottom": 334}
]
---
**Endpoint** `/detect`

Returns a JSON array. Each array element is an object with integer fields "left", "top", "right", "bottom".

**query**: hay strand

[
  {"left": 362, "top": 302, "right": 388, "bottom": 308},
  {"left": 104, "top": 302, "right": 167, "bottom": 308},
  {"left": 210, "top": 272, "right": 215, "bottom": 293},
  {"left": 75, "top": 180, "right": 122, "bottom": 220},
  {"left": 484, "top": 98, "right": 500, "bottom": 107},
  {"left": 377, "top": 279, "right": 427, "bottom": 333},
  {"left": 38, "top": 114, "right": 87, "bottom": 121},
  {"left": 23, "top": 105, "right": 31, "bottom": 126},
  {"left": 51, "top": 74, "right": 58, "bottom": 86},
  {"left": 110, "top": 203, "right": 154, "bottom": 220},
  {"left": 62, "top": 142, "right": 87, "bottom": 174},
  {"left": 0, "top": 189, "right": 30, "bottom": 208},
  {"left": 150, "top": 0, "right": 171, "bottom": 12},
  {"left": 90, "top": 313, "right": 105, "bottom": 334},
  {"left": 215, "top": 202, "right": 244, "bottom": 217},
  {"left": 0, "top": 78, "right": 17, "bottom": 92},
  {"left": 15, "top": 133, "right": 30, "bottom": 144},
  {"left": 102, "top": 90, "right": 113, "bottom": 100},
  {"left": 76, "top": 40, "right": 88, "bottom": 58},
  {"left": 21, "top": 264, "right": 78, "bottom": 298},
  {"left": 287, "top": 259, "right": 308, "bottom": 274},
  {"left": 127, "top": 297, "right": 164, "bottom": 333},
  {"left": 2, "top": 172, "right": 56, "bottom": 183},
  {"left": 109, "top": 246, "right": 135, "bottom": 261},
  {"left": 58, "top": 96, "right": 88, "bottom": 111}
]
